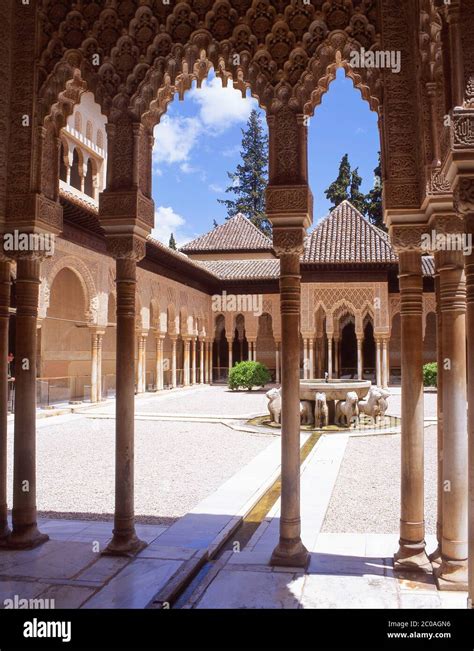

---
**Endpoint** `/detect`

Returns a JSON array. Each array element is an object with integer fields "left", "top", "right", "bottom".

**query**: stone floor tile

[
  {"left": 0, "top": 580, "right": 46, "bottom": 606},
  {"left": 76, "top": 556, "right": 130, "bottom": 583},
  {"left": 36, "top": 584, "right": 96, "bottom": 609},
  {"left": 300, "top": 574, "right": 400, "bottom": 609},
  {"left": 0, "top": 541, "right": 97, "bottom": 580}
]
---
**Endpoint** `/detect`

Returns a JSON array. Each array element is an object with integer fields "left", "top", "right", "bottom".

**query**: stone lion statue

[
  {"left": 314, "top": 392, "right": 329, "bottom": 428},
  {"left": 300, "top": 400, "right": 314, "bottom": 426},
  {"left": 336, "top": 391, "right": 359, "bottom": 427},
  {"left": 359, "top": 387, "right": 391, "bottom": 423},
  {"left": 266, "top": 387, "right": 282, "bottom": 424}
]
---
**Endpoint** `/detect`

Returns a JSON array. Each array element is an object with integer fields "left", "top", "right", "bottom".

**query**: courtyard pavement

[{"left": 2, "top": 385, "right": 460, "bottom": 610}]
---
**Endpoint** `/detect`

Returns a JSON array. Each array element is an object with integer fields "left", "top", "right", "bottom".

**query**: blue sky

[{"left": 151, "top": 68, "right": 380, "bottom": 246}]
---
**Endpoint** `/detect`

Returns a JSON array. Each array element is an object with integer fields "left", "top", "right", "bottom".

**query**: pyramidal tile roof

[
  {"left": 197, "top": 258, "right": 280, "bottom": 280},
  {"left": 180, "top": 213, "right": 273, "bottom": 253},
  {"left": 303, "top": 200, "right": 398, "bottom": 264}
]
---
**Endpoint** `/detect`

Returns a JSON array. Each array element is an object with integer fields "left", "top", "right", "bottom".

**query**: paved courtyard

[{"left": 1, "top": 385, "right": 460, "bottom": 610}]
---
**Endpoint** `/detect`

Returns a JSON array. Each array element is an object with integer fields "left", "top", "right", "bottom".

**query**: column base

[
  {"left": 435, "top": 558, "right": 468, "bottom": 591},
  {"left": 270, "top": 537, "right": 309, "bottom": 569},
  {"left": 102, "top": 530, "right": 147, "bottom": 557},
  {"left": 428, "top": 546, "right": 442, "bottom": 567},
  {"left": 5, "top": 524, "right": 49, "bottom": 550},
  {"left": 394, "top": 540, "right": 431, "bottom": 573}
]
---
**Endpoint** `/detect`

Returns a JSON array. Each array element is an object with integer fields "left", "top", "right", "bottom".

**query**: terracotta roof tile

[
  {"left": 180, "top": 213, "right": 273, "bottom": 252},
  {"left": 303, "top": 200, "right": 398, "bottom": 264},
  {"left": 197, "top": 259, "right": 280, "bottom": 280}
]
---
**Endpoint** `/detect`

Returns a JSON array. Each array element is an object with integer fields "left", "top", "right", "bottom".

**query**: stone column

[
  {"left": 303, "top": 338, "right": 309, "bottom": 379},
  {"left": 155, "top": 333, "right": 164, "bottom": 391},
  {"left": 103, "top": 255, "right": 145, "bottom": 556},
  {"left": 141, "top": 333, "right": 148, "bottom": 392},
  {"left": 8, "top": 257, "right": 48, "bottom": 548},
  {"left": 465, "top": 209, "right": 474, "bottom": 604},
  {"left": 0, "top": 260, "right": 10, "bottom": 543},
  {"left": 334, "top": 339, "right": 339, "bottom": 378},
  {"left": 183, "top": 339, "right": 190, "bottom": 386},
  {"left": 136, "top": 333, "right": 145, "bottom": 394},
  {"left": 393, "top": 248, "right": 429, "bottom": 571},
  {"left": 171, "top": 337, "right": 177, "bottom": 389},
  {"left": 191, "top": 338, "right": 197, "bottom": 384},
  {"left": 357, "top": 337, "right": 363, "bottom": 380},
  {"left": 382, "top": 339, "right": 389, "bottom": 389},
  {"left": 327, "top": 338, "right": 333, "bottom": 380},
  {"left": 309, "top": 339, "right": 314, "bottom": 379},
  {"left": 275, "top": 341, "right": 280, "bottom": 384},
  {"left": 435, "top": 249, "right": 468, "bottom": 589},
  {"left": 227, "top": 338, "right": 233, "bottom": 374},
  {"left": 199, "top": 339, "right": 204, "bottom": 384},
  {"left": 375, "top": 338, "right": 382, "bottom": 387},
  {"left": 97, "top": 331, "right": 104, "bottom": 401},
  {"left": 91, "top": 330, "right": 99, "bottom": 403},
  {"left": 208, "top": 340, "right": 213, "bottom": 384}
]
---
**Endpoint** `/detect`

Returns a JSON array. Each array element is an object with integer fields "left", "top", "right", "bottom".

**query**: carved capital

[
  {"left": 453, "top": 177, "right": 474, "bottom": 215},
  {"left": 390, "top": 226, "right": 427, "bottom": 253},
  {"left": 272, "top": 227, "right": 305, "bottom": 256},
  {"left": 106, "top": 235, "right": 146, "bottom": 262},
  {"left": 426, "top": 169, "right": 451, "bottom": 196},
  {"left": 429, "top": 213, "right": 465, "bottom": 235},
  {"left": 99, "top": 190, "right": 154, "bottom": 236},
  {"left": 6, "top": 193, "right": 63, "bottom": 234},
  {"left": 266, "top": 185, "right": 313, "bottom": 227}
]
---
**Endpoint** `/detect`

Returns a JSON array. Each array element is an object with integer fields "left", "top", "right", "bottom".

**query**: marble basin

[{"left": 300, "top": 379, "right": 372, "bottom": 402}]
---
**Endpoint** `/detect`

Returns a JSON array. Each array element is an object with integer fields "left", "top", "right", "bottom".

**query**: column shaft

[
  {"left": 192, "top": 338, "right": 197, "bottom": 384},
  {"left": 91, "top": 332, "right": 99, "bottom": 403},
  {"left": 8, "top": 258, "right": 48, "bottom": 548},
  {"left": 394, "top": 250, "right": 429, "bottom": 571},
  {"left": 466, "top": 214, "right": 474, "bottom": 604},
  {"left": 309, "top": 339, "right": 314, "bottom": 380},
  {"left": 183, "top": 340, "right": 190, "bottom": 386},
  {"left": 357, "top": 337, "right": 363, "bottom": 380},
  {"left": 270, "top": 254, "right": 308, "bottom": 567},
  {"left": 436, "top": 251, "right": 468, "bottom": 589},
  {"left": 0, "top": 261, "right": 10, "bottom": 542},
  {"left": 171, "top": 338, "right": 177, "bottom": 388},
  {"left": 104, "top": 258, "right": 145, "bottom": 555},
  {"left": 97, "top": 333, "right": 103, "bottom": 402},
  {"left": 376, "top": 339, "right": 382, "bottom": 387},
  {"left": 327, "top": 338, "right": 333, "bottom": 379},
  {"left": 275, "top": 342, "right": 280, "bottom": 384}
]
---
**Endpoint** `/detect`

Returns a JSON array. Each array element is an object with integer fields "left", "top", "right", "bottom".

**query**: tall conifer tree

[{"left": 218, "top": 110, "right": 271, "bottom": 236}]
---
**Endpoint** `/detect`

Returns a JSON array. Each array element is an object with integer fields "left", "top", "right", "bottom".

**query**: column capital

[
  {"left": 390, "top": 225, "right": 428, "bottom": 253},
  {"left": 453, "top": 176, "right": 474, "bottom": 215},
  {"left": 266, "top": 185, "right": 313, "bottom": 229},
  {"left": 272, "top": 226, "right": 306, "bottom": 256},
  {"left": 105, "top": 235, "right": 146, "bottom": 262}
]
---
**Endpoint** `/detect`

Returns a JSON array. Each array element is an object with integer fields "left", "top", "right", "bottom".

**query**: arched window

[
  {"left": 86, "top": 120, "right": 93, "bottom": 141},
  {"left": 74, "top": 111, "right": 82, "bottom": 133},
  {"left": 96, "top": 129, "right": 104, "bottom": 149}
]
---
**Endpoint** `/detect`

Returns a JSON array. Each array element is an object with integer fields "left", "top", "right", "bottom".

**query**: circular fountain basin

[{"left": 300, "top": 379, "right": 372, "bottom": 401}]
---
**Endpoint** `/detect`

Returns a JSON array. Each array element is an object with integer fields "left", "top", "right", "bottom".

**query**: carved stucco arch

[{"left": 41, "top": 254, "right": 99, "bottom": 324}]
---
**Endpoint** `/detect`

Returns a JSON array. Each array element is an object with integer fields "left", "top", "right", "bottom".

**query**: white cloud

[
  {"left": 209, "top": 183, "right": 224, "bottom": 193},
  {"left": 153, "top": 115, "right": 201, "bottom": 166},
  {"left": 189, "top": 77, "right": 255, "bottom": 133},
  {"left": 151, "top": 206, "right": 189, "bottom": 247}
]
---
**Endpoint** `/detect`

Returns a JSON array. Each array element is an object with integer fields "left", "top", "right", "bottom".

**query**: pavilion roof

[
  {"left": 197, "top": 258, "right": 280, "bottom": 280},
  {"left": 303, "top": 200, "right": 398, "bottom": 265},
  {"left": 180, "top": 213, "right": 273, "bottom": 253}
]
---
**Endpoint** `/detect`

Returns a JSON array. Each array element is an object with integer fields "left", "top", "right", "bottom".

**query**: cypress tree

[
  {"left": 349, "top": 167, "right": 367, "bottom": 214},
  {"left": 218, "top": 109, "right": 271, "bottom": 236},
  {"left": 168, "top": 233, "right": 177, "bottom": 250},
  {"left": 325, "top": 153, "right": 351, "bottom": 208},
  {"left": 365, "top": 153, "right": 385, "bottom": 231}
]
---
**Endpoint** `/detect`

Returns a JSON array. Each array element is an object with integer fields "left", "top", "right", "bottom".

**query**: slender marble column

[
  {"left": 97, "top": 332, "right": 104, "bottom": 401},
  {"left": 327, "top": 338, "right": 333, "bottom": 380},
  {"left": 208, "top": 340, "right": 212, "bottom": 383},
  {"left": 394, "top": 250, "right": 430, "bottom": 571},
  {"left": 7, "top": 257, "right": 48, "bottom": 549},
  {"left": 303, "top": 339, "right": 309, "bottom": 379},
  {"left": 334, "top": 339, "right": 339, "bottom": 378},
  {"left": 275, "top": 341, "right": 280, "bottom": 384},
  {"left": 435, "top": 250, "right": 468, "bottom": 589},
  {"left": 270, "top": 250, "right": 308, "bottom": 568},
  {"left": 381, "top": 339, "right": 389, "bottom": 389},
  {"left": 430, "top": 269, "right": 443, "bottom": 566},
  {"left": 171, "top": 337, "right": 177, "bottom": 389},
  {"left": 155, "top": 334, "right": 164, "bottom": 391},
  {"left": 104, "top": 257, "right": 145, "bottom": 555},
  {"left": 357, "top": 337, "right": 363, "bottom": 380},
  {"left": 136, "top": 334, "right": 145, "bottom": 393},
  {"left": 375, "top": 338, "right": 382, "bottom": 387},
  {"left": 183, "top": 339, "right": 190, "bottom": 386},
  {"left": 309, "top": 339, "right": 314, "bottom": 379},
  {"left": 91, "top": 330, "right": 99, "bottom": 403},
  {"left": 199, "top": 339, "right": 204, "bottom": 384},
  {"left": 191, "top": 338, "right": 197, "bottom": 384},
  {"left": 141, "top": 334, "right": 147, "bottom": 392},
  {"left": 0, "top": 261, "right": 10, "bottom": 544},
  {"left": 227, "top": 338, "right": 233, "bottom": 374}
]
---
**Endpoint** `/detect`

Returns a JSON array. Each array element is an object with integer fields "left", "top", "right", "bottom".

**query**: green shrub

[
  {"left": 423, "top": 362, "right": 437, "bottom": 387},
  {"left": 228, "top": 361, "right": 271, "bottom": 391}
]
